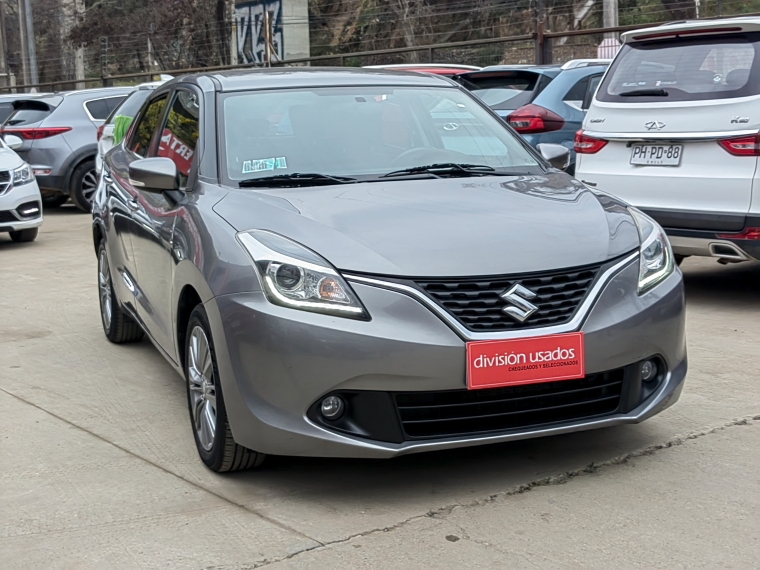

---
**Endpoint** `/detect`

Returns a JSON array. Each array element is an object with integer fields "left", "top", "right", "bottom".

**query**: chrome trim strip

[
  {"left": 345, "top": 251, "right": 639, "bottom": 341},
  {"left": 583, "top": 129, "right": 756, "bottom": 142}
]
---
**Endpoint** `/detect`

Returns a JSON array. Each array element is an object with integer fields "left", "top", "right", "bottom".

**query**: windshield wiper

[
  {"left": 381, "top": 163, "right": 497, "bottom": 179},
  {"left": 618, "top": 88, "right": 669, "bottom": 97},
  {"left": 239, "top": 173, "right": 357, "bottom": 188}
]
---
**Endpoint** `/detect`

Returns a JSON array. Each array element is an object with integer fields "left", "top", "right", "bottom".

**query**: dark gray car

[
  {"left": 2, "top": 87, "right": 131, "bottom": 210},
  {"left": 92, "top": 69, "right": 686, "bottom": 473}
]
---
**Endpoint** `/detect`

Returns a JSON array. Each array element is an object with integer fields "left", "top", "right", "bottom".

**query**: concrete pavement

[{"left": 1, "top": 208, "right": 758, "bottom": 568}]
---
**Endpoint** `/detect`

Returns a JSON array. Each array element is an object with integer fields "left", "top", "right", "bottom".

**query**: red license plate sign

[{"left": 466, "top": 333, "right": 584, "bottom": 390}]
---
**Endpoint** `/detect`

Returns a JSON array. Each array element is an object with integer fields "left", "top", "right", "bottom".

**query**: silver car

[
  {"left": 92, "top": 69, "right": 686, "bottom": 472},
  {"left": 2, "top": 87, "right": 132, "bottom": 211}
]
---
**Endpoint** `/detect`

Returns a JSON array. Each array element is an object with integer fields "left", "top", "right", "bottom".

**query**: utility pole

[
  {"left": 229, "top": 0, "right": 238, "bottom": 66},
  {"left": 603, "top": 0, "right": 619, "bottom": 39},
  {"left": 23, "top": 0, "right": 38, "bottom": 85},
  {"left": 0, "top": 1, "right": 10, "bottom": 88},
  {"left": 17, "top": 0, "right": 29, "bottom": 86},
  {"left": 263, "top": 10, "right": 271, "bottom": 67}
]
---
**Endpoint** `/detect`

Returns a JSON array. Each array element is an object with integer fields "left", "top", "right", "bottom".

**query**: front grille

[
  {"left": 414, "top": 262, "right": 603, "bottom": 332},
  {"left": 0, "top": 210, "right": 17, "bottom": 223},
  {"left": 395, "top": 370, "right": 624, "bottom": 439},
  {"left": 0, "top": 171, "right": 10, "bottom": 196}
]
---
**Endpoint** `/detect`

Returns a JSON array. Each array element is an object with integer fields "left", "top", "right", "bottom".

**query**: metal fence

[{"left": 1, "top": 4, "right": 758, "bottom": 94}]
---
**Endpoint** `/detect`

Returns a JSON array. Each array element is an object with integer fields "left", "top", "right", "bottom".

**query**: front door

[{"left": 131, "top": 89, "right": 201, "bottom": 361}]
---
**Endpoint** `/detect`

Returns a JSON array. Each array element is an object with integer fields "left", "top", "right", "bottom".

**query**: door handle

[{"left": 127, "top": 199, "right": 140, "bottom": 210}]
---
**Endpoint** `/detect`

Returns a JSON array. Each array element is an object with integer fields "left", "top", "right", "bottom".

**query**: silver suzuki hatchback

[{"left": 92, "top": 69, "right": 686, "bottom": 472}]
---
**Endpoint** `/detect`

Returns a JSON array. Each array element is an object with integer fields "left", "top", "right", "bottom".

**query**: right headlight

[
  {"left": 236, "top": 230, "right": 369, "bottom": 320},
  {"left": 12, "top": 163, "right": 34, "bottom": 186},
  {"left": 629, "top": 208, "right": 675, "bottom": 294}
]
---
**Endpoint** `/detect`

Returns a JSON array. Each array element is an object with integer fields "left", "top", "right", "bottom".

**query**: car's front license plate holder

[
  {"left": 466, "top": 333, "right": 585, "bottom": 390},
  {"left": 630, "top": 144, "right": 683, "bottom": 166}
]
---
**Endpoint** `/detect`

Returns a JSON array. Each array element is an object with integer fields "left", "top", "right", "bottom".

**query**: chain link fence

[{"left": 1, "top": 1, "right": 758, "bottom": 93}]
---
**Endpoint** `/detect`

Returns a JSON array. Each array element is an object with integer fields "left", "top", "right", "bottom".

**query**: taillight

[
  {"left": 1, "top": 127, "right": 72, "bottom": 140},
  {"left": 574, "top": 130, "right": 608, "bottom": 154},
  {"left": 96, "top": 125, "right": 105, "bottom": 141},
  {"left": 506, "top": 104, "right": 565, "bottom": 134},
  {"left": 717, "top": 133, "right": 760, "bottom": 156},
  {"left": 716, "top": 227, "right": 760, "bottom": 240}
]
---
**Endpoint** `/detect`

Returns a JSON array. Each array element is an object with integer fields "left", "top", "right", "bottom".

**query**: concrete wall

[{"left": 235, "top": 0, "right": 310, "bottom": 64}]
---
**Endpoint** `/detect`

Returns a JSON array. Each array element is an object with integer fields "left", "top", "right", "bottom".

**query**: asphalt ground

[{"left": 1, "top": 207, "right": 758, "bottom": 569}]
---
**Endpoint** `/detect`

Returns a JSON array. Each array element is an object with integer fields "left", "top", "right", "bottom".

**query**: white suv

[
  {"left": 0, "top": 134, "right": 42, "bottom": 242},
  {"left": 576, "top": 18, "right": 760, "bottom": 264}
]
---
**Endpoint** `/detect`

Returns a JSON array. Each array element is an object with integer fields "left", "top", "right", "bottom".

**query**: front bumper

[
  {"left": 207, "top": 257, "right": 686, "bottom": 458},
  {"left": 0, "top": 180, "right": 44, "bottom": 233}
]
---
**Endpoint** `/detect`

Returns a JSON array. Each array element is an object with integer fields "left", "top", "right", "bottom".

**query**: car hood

[
  {"left": 0, "top": 147, "right": 24, "bottom": 171},
  {"left": 213, "top": 174, "right": 640, "bottom": 277}
]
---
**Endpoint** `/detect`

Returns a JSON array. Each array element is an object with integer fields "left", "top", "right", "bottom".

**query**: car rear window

[
  {"left": 4, "top": 101, "right": 57, "bottom": 126},
  {"left": 458, "top": 71, "right": 543, "bottom": 110},
  {"left": 0, "top": 102, "right": 13, "bottom": 123},
  {"left": 597, "top": 32, "right": 760, "bottom": 103}
]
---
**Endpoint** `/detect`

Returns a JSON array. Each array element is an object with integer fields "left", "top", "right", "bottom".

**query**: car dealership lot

[{"left": 1, "top": 210, "right": 759, "bottom": 568}]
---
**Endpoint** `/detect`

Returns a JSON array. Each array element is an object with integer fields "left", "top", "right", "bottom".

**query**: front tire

[
  {"left": 70, "top": 159, "right": 98, "bottom": 213},
  {"left": 41, "top": 192, "right": 68, "bottom": 208},
  {"left": 185, "top": 305, "right": 265, "bottom": 472},
  {"left": 9, "top": 228, "right": 38, "bottom": 242},
  {"left": 97, "top": 242, "right": 144, "bottom": 343}
]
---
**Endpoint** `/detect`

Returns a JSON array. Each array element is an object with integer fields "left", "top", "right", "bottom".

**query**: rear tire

[
  {"left": 97, "top": 242, "right": 144, "bottom": 343},
  {"left": 9, "top": 228, "right": 38, "bottom": 242},
  {"left": 70, "top": 159, "right": 98, "bottom": 213},
  {"left": 185, "top": 305, "right": 265, "bottom": 473}
]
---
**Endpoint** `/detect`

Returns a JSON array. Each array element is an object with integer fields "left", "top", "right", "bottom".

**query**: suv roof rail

[{"left": 560, "top": 59, "right": 612, "bottom": 70}]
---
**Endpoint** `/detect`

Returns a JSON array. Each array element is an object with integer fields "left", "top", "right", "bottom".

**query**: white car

[
  {"left": 576, "top": 18, "right": 760, "bottom": 264},
  {"left": 0, "top": 134, "right": 43, "bottom": 242}
]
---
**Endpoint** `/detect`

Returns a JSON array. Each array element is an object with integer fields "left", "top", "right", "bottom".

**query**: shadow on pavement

[{"left": 681, "top": 257, "right": 760, "bottom": 308}]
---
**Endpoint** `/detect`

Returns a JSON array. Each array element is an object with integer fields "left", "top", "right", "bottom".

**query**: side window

[
  {"left": 106, "top": 96, "right": 127, "bottom": 114},
  {"left": 155, "top": 90, "right": 200, "bottom": 187},
  {"left": 582, "top": 75, "right": 603, "bottom": 110},
  {"left": 563, "top": 77, "right": 590, "bottom": 110},
  {"left": 128, "top": 95, "right": 168, "bottom": 157},
  {"left": 85, "top": 98, "right": 111, "bottom": 120}
]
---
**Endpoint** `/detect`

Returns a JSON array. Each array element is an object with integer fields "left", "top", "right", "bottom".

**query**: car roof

[
  {"left": 621, "top": 16, "right": 760, "bottom": 43},
  {"left": 463, "top": 65, "right": 563, "bottom": 79},
  {"left": 195, "top": 67, "right": 456, "bottom": 92},
  {"left": 364, "top": 64, "right": 481, "bottom": 71}
]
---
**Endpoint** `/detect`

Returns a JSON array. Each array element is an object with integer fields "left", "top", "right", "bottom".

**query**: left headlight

[
  {"left": 237, "top": 230, "right": 369, "bottom": 320},
  {"left": 629, "top": 208, "right": 675, "bottom": 294},
  {"left": 12, "top": 163, "right": 34, "bottom": 186}
]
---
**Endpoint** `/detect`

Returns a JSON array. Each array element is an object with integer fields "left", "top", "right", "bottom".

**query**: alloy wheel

[
  {"left": 98, "top": 250, "right": 112, "bottom": 331},
  {"left": 81, "top": 169, "right": 99, "bottom": 205},
  {"left": 188, "top": 326, "right": 217, "bottom": 451}
]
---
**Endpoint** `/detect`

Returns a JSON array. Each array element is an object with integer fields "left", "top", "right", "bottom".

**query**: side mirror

[
  {"left": 128, "top": 157, "right": 178, "bottom": 193},
  {"left": 537, "top": 143, "right": 571, "bottom": 171},
  {"left": 3, "top": 134, "right": 23, "bottom": 150}
]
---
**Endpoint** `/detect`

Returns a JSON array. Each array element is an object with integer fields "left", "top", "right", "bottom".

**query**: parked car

[
  {"left": 93, "top": 69, "right": 685, "bottom": 472},
  {"left": 96, "top": 80, "right": 171, "bottom": 174},
  {"left": 363, "top": 63, "right": 481, "bottom": 76},
  {"left": 456, "top": 60, "right": 609, "bottom": 173},
  {"left": 576, "top": 18, "right": 760, "bottom": 264},
  {"left": 0, "top": 133, "right": 43, "bottom": 242},
  {"left": 1, "top": 87, "right": 132, "bottom": 211}
]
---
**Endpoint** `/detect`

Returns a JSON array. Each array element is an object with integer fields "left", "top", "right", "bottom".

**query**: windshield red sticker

[{"left": 466, "top": 333, "right": 584, "bottom": 390}]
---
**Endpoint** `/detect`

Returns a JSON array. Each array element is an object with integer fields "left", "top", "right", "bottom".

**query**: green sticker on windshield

[{"left": 242, "top": 157, "right": 287, "bottom": 174}]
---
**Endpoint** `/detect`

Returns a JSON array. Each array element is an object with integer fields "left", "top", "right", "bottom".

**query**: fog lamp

[
  {"left": 321, "top": 396, "right": 344, "bottom": 420},
  {"left": 641, "top": 360, "right": 657, "bottom": 382}
]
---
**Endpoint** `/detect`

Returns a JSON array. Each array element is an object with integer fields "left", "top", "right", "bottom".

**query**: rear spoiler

[{"left": 12, "top": 97, "right": 63, "bottom": 111}]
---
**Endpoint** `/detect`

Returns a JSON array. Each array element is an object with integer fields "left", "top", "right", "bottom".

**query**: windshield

[
  {"left": 221, "top": 86, "right": 541, "bottom": 182},
  {"left": 598, "top": 32, "right": 760, "bottom": 103}
]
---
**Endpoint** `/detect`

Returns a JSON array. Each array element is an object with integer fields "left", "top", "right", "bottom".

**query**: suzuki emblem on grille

[
  {"left": 500, "top": 284, "right": 538, "bottom": 323},
  {"left": 644, "top": 121, "right": 666, "bottom": 130}
]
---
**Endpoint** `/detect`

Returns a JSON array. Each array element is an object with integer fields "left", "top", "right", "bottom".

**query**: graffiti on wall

[{"left": 235, "top": 1, "right": 284, "bottom": 64}]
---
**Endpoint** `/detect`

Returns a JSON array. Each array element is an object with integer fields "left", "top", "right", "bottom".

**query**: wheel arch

[{"left": 176, "top": 284, "right": 203, "bottom": 372}]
